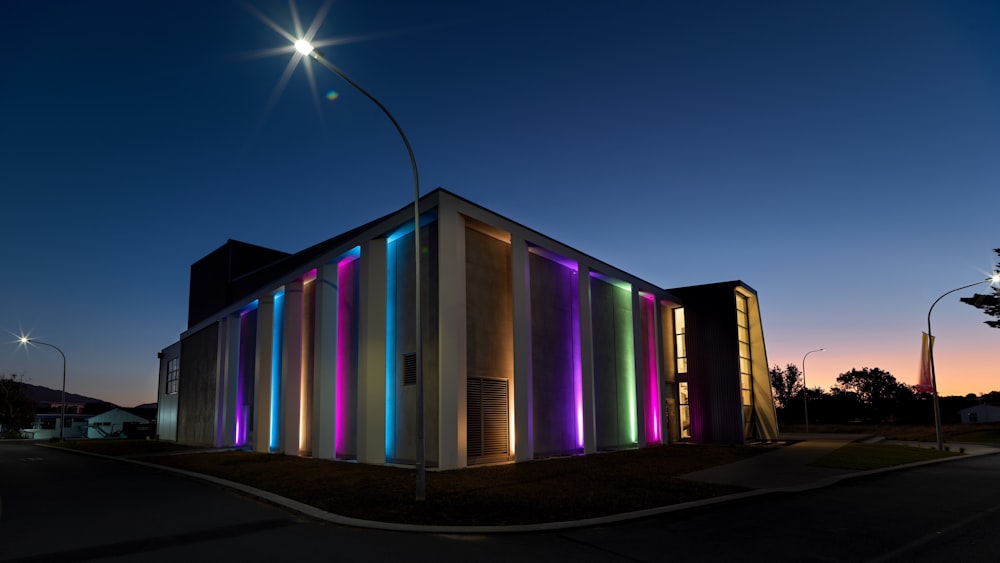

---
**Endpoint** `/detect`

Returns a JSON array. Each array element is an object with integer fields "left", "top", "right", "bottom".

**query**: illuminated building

[{"left": 156, "top": 189, "right": 777, "bottom": 468}]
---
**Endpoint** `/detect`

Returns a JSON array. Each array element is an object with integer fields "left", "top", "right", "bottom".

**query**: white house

[
  {"left": 958, "top": 404, "right": 1000, "bottom": 424},
  {"left": 86, "top": 408, "right": 150, "bottom": 438}
]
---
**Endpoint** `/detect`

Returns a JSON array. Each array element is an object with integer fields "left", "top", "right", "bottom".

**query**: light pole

[
  {"left": 19, "top": 337, "right": 67, "bottom": 441},
  {"left": 926, "top": 273, "right": 1000, "bottom": 451},
  {"left": 293, "top": 40, "right": 426, "bottom": 500},
  {"left": 801, "top": 348, "right": 823, "bottom": 433}
]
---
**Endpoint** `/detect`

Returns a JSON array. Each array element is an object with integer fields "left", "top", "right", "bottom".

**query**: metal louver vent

[
  {"left": 402, "top": 353, "right": 416, "bottom": 386},
  {"left": 467, "top": 377, "right": 509, "bottom": 462}
]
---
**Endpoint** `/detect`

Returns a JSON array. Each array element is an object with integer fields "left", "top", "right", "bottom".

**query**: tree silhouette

[
  {"left": 0, "top": 374, "right": 36, "bottom": 437},
  {"left": 769, "top": 363, "right": 802, "bottom": 409},
  {"left": 961, "top": 248, "right": 1000, "bottom": 329}
]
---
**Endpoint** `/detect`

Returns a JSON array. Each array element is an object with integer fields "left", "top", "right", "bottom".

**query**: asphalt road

[{"left": 1, "top": 441, "right": 998, "bottom": 562}]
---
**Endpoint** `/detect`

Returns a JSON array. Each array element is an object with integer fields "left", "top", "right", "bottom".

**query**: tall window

[
  {"left": 736, "top": 294, "right": 752, "bottom": 407},
  {"left": 678, "top": 382, "right": 691, "bottom": 439},
  {"left": 674, "top": 307, "right": 687, "bottom": 374},
  {"left": 166, "top": 358, "right": 179, "bottom": 395}
]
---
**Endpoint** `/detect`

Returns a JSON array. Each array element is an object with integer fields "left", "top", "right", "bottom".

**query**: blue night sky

[{"left": 2, "top": 0, "right": 998, "bottom": 407}]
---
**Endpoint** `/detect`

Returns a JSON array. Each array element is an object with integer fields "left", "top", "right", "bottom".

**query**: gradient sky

[{"left": 2, "top": 0, "right": 998, "bottom": 408}]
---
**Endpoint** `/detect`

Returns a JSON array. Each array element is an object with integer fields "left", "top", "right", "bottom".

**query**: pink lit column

[
  {"left": 577, "top": 266, "right": 597, "bottom": 454},
  {"left": 630, "top": 291, "right": 648, "bottom": 446}
]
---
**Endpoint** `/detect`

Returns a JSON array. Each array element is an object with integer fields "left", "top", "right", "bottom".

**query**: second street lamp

[
  {"left": 19, "top": 337, "right": 68, "bottom": 442},
  {"left": 801, "top": 348, "right": 823, "bottom": 433},
  {"left": 926, "top": 272, "right": 1000, "bottom": 451},
  {"left": 294, "top": 39, "right": 426, "bottom": 501}
]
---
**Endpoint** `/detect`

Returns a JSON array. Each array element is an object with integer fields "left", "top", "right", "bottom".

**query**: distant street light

[
  {"left": 801, "top": 348, "right": 824, "bottom": 433},
  {"left": 926, "top": 272, "right": 1000, "bottom": 450},
  {"left": 18, "top": 337, "right": 68, "bottom": 441},
  {"left": 293, "top": 39, "right": 426, "bottom": 501}
]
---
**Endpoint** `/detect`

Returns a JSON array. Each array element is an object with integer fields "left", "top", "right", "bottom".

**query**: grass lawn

[
  {"left": 810, "top": 443, "right": 961, "bottom": 470},
  {"left": 52, "top": 441, "right": 767, "bottom": 526}
]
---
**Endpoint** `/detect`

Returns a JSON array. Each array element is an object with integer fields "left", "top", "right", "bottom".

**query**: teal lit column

[{"left": 253, "top": 295, "right": 275, "bottom": 453}]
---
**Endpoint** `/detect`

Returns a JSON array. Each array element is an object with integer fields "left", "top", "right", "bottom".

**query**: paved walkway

[{"left": 680, "top": 433, "right": 865, "bottom": 491}]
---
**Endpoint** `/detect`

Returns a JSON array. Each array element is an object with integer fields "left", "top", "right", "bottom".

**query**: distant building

[
  {"left": 86, "top": 408, "right": 152, "bottom": 438},
  {"left": 156, "top": 189, "right": 778, "bottom": 469},
  {"left": 959, "top": 404, "right": 1000, "bottom": 424}
]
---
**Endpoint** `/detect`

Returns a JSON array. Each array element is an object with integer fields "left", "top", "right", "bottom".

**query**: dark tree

[
  {"left": 769, "top": 363, "right": 802, "bottom": 409},
  {"left": 835, "top": 367, "right": 915, "bottom": 422},
  {"left": 960, "top": 248, "right": 1000, "bottom": 329},
  {"left": 0, "top": 374, "right": 36, "bottom": 437}
]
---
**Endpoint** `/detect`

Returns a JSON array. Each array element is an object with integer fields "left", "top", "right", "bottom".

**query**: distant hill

[{"left": 23, "top": 383, "right": 114, "bottom": 407}]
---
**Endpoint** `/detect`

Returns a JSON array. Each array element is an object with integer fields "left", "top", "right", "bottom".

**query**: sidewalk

[
  {"left": 680, "top": 433, "right": 1000, "bottom": 494},
  {"left": 679, "top": 433, "right": 867, "bottom": 491}
]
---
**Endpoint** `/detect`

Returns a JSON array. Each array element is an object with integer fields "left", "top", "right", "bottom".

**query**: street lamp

[
  {"left": 19, "top": 337, "right": 67, "bottom": 441},
  {"left": 926, "top": 272, "right": 1000, "bottom": 450},
  {"left": 294, "top": 40, "right": 426, "bottom": 500},
  {"left": 801, "top": 348, "right": 823, "bottom": 433}
]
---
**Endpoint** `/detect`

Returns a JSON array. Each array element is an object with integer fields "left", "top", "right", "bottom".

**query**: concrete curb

[{"left": 36, "top": 441, "right": 1000, "bottom": 534}]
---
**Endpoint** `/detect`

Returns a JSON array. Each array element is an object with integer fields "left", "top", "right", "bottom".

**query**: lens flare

[{"left": 325, "top": 89, "right": 340, "bottom": 101}]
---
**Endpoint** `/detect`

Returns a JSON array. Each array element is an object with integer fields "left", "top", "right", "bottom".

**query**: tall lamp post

[
  {"left": 19, "top": 337, "right": 67, "bottom": 442},
  {"left": 293, "top": 40, "right": 425, "bottom": 500},
  {"left": 801, "top": 348, "right": 823, "bottom": 433},
  {"left": 926, "top": 273, "right": 1000, "bottom": 451}
]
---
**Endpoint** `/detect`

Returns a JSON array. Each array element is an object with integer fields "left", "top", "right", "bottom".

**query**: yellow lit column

[
  {"left": 437, "top": 203, "right": 467, "bottom": 469},
  {"left": 357, "top": 238, "right": 387, "bottom": 465},
  {"left": 281, "top": 279, "right": 304, "bottom": 455},
  {"left": 511, "top": 236, "right": 534, "bottom": 461},
  {"left": 313, "top": 262, "right": 338, "bottom": 460}
]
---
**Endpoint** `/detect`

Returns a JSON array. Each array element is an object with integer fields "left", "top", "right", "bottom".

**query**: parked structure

[
  {"left": 959, "top": 404, "right": 1000, "bottom": 424},
  {"left": 85, "top": 407, "right": 151, "bottom": 438},
  {"left": 157, "top": 189, "right": 777, "bottom": 469}
]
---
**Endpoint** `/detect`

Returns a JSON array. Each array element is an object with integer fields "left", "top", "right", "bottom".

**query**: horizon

[{"left": 2, "top": 0, "right": 999, "bottom": 406}]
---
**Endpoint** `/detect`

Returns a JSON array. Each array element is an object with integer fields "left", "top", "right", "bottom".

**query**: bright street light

[
  {"left": 926, "top": 272, "right": 1000, "bottom": 450},
  {"left": 801, "top": 348, "right": 823, "bottom": 433},
  {"left": 293, "top": 39, "right": 426, "bottom": 500},
  {"left": 18, "top": 337, "right": 68, "bottom": 441}
]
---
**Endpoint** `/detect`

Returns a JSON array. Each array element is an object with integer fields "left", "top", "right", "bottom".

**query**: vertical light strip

[
  {"left": 571, "top": 269, "right": 584, "bottom": 449},
  {"left": 335, "top": 251, "right": 359, "bottom": 457},
  {"left": 642, "top": 294, "right": 661, "bottom": 443},
  {"left": 235, "top": 307, "right": 251, "bottom": 447},
  {"left": 269, "top": 292, "right": 284, "bottom": 452},
  {"left": 385, "top": 238, "right": 397, "bottom": 459},
  {"left": 620, "top": 284, "right": 637, "bottom": 444}
]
